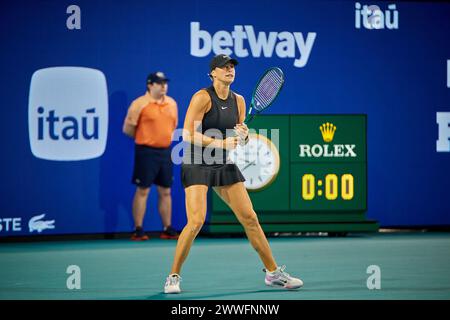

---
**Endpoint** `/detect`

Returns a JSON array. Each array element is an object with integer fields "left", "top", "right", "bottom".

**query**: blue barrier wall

[{"left": 1, "top": 0, "right": 449, "bottom": 236}]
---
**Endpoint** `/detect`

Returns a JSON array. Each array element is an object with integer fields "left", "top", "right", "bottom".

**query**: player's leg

[
  {"left": 170, "top": 184, "right": 208, "bottom": 273},
  {"left": 165, "top": 184, "right": 208, "bottom": 293},
  {"left": 213, "top": 183, "right": 277, "bottom": 271},
  {"left": 214, "top": 183, "right": 303, "bottom": 289}
]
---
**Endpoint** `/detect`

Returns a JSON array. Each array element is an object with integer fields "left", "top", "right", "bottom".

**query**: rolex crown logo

[{"left": 319, "top": 122, "right": 336, "bottom": 143}]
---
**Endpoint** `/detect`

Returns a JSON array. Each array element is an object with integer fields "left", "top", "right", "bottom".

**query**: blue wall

[{"left": 1, "top": 0, "right": 449, "bottom": 236}]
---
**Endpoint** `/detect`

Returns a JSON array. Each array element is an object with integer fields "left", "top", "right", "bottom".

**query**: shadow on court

[{"left": 146, "top": 289, "right": 289, "bottom": 300}]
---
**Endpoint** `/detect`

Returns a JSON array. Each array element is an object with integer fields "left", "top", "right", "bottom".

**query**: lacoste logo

[{"left": 28, "top": 214, "right": 55, "bottom": 233}]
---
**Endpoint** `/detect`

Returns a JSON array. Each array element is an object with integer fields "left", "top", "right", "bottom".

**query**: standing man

[{"left": 123, "top": 72, "right": 179, "bottom": 240}]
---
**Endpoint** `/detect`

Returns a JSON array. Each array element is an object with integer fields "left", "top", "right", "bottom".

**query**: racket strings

[{"left": 254, "top": 69, "right": 284, "bottom": 111}]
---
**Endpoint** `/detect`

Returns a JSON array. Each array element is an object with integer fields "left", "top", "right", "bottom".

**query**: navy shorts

[{"left": 132, "top": 144, "right": 173, "bottom": 188}]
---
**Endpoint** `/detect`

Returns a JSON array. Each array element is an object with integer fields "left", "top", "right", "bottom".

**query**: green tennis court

[{"left": 1, "top": 232, "right": 450, "bottom": 300}]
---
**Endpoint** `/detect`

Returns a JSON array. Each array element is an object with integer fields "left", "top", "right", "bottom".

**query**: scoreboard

[
  {"left": 290, "top": 115, "right": 366, "bottom": 212},
  {"left": 208, "top": 115, "right": 378, "bottom": 235}
]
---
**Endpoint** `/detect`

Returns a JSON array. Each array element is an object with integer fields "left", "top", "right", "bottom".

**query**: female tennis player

[{"left": 164, "top": 54, "right": 303, "bottom": 293}]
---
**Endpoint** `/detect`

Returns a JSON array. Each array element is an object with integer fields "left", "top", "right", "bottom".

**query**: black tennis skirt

[{"left": 181, "top": 163, "right": 246, "bottom": 188}]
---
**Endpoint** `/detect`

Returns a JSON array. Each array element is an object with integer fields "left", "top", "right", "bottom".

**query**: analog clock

[{"left": 229, "top": 133, "right": 280, "bottom": 191}]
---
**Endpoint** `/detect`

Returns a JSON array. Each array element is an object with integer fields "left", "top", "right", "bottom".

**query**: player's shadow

[{"left": 145, "top": 288, "right": 292, "bottom": 300}]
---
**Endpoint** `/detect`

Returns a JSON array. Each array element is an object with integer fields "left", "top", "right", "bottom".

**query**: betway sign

[{"left": 190, "top": 22, "right": 317, "bottom": 68}]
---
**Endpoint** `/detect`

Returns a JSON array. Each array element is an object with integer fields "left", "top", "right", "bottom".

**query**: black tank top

[{"left": 183, "top": 86, "right": 239, "bottom": 165}]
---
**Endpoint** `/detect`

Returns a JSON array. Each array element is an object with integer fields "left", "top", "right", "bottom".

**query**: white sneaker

[
  {"left": 164, "top": 274, "right": 181, "bottom": 294},
  {"left": 264, "top": 265, "right": 303, "bottom": 290}
]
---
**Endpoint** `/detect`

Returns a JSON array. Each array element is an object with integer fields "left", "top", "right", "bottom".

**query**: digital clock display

[
  {"left": 302, "top": 173, "right": 354, "bottom": 200},
  {"left": 290, "top": 163, "right": 366, "bottom": 211}
]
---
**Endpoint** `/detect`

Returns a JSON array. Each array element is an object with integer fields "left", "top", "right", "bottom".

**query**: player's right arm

[{"left": 183, "top": 90, "right": 238, "bottom": 150}]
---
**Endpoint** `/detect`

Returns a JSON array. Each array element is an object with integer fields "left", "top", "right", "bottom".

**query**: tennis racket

[{"left": 244, "top": 67, "right": 285, "bottom": 124}]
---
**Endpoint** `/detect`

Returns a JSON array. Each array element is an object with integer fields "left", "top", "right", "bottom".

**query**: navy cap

[
  {"left": 209, "top": 54, "right": 238, "bottom": 72},
  {"left": 147, "top": 71, "right": 170, "bottom": 84}
]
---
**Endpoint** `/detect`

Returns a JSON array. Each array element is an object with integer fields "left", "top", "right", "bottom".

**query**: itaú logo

[
  {"left": 28, "top": 67, "right": 108, "bottom": 161},
  {"left": 355, "top": 2, "right": 399, "bottom": 30},
  {"left": 299, "top": 123, "right": 357, "bottom": 158}
]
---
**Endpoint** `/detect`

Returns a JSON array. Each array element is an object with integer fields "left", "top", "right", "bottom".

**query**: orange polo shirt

[{"left": 125, "top": 94, "right": 178, "bottom": 148}]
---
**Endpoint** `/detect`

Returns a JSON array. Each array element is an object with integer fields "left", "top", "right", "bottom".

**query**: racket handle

[
  {"left": 244, "top": 105, "right": 255, "bottom": 125},
  {"left": 244, "top": 114, "right": 255, "bottom": 125}
]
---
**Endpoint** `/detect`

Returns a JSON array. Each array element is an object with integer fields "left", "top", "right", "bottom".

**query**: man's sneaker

[
  {"left": 264, "top": 265, "right": 303, "bottom": 290},
  {"left": 160, "top": 226, "right": 179, "bottom": 239},
  {"left": 164, "top": 274, "right": 181, "bottom": 294},
  {"left": 130, "top": 227, "right": 149, "bottom": 241}
]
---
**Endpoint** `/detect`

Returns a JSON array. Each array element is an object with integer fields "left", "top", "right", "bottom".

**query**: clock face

[{"left": 229, "top": 133, "right": 280, "bottom": 191}]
